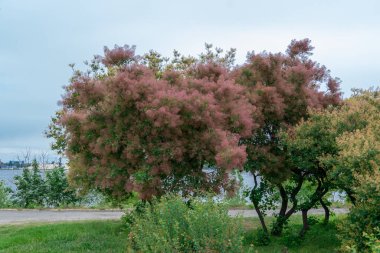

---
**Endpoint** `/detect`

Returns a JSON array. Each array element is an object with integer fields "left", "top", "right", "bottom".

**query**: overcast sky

[{"left": 0, "top": 0, "right": 379, "bottom": 161}]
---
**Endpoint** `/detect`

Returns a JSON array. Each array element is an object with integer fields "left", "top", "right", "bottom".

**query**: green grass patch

[
  {"left": 243, "top": 215, "right": 344, "bottom": 252},
  {"left": 0, "top": 214, "right": 344, "bottom": 252},
  {"left": 0, "top": 220, "right": 128, "bottom": 253}
]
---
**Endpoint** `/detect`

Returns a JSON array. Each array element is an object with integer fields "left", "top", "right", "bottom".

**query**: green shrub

[
  {"left": 338, "top": 166, "right": 380, "bottom": 252},
  {"left": 0, "top": 180, "right": 12, "bottom": 208},
  {"left": 281, "top": 228, "right": 304, "bottom": 248},
  {"left": 13, "top": 160, "right": 47, "bottom": 208},
  {"left": 307, "top": 215, "right": 320, "bottom": 225},
  {"left": 45, "top": 166, "right": 78, "bottom": 207},
  {"left": 13, "top": 161, "right": 80, "bottom": 208},
  {"left": 126, "top": 195, "right": 246, "bottom": 252},
  {"left": 252, "top": 228, "right": 271, "bottom": 246},
  {"left": 339, "top": 207, "right": 380, "bottom": 253},
  {"left": 364, "top": 229, "right": 380, "bottom": 253}
]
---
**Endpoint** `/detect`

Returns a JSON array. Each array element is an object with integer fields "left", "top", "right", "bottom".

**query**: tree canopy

[
  {"left": 48, "top": 39, "right": 342, "bottom": 205},
  {"left": 50, "top": 44, "right": 256, "bottom": 199}
]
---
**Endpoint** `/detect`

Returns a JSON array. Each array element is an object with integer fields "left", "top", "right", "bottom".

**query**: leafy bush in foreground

[
  {"left": 0, "top": 180, "right": 12, "bottom": 208},
  {"left": 45, "top": 166, "right": 78, "bottom": 207},
  {"left": 126, "top": 195, "right": 247, "bottom": 252},
  {"left": 13, "top": 160, "right": 78, "bottom": 208},
  {"left": 334, "top": 91, "right": 380, "bottom": 253},
  {"left": 13, "top": 160, "right": 47, "bottom": 208}
]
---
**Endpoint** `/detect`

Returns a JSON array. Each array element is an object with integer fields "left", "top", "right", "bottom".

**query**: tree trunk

[
  {"left": 278, "top": 184, "right": 288, "bottom": 217},
  {"left": 319, "top": 199, "right": 330, "bottom": 224},
  {"left": 344, "top": 188, "right": 356, "bottom": 206},
  {"left": 250, "top": 173, "right": 268, "bottom": 234},
  {"left": 271, "top": 174, "right": 304, "bottom": 236},
  {"left": 253, "top": 198, "right": 268, "bottom": 234},
  {"left": 299, "top": 209, "right": 309, "bottom": 237},
  {"left": 271, "top": 184, "right": 289, "bottom": 236}
]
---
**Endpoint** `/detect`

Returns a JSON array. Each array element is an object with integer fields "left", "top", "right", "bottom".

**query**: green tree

[
  {"left": 0, "top": 181, "right": 12, "bottom": 208},
  {"left": 284, "top": 89, "right": 380, "bottom": 242},
  {"left": 13, "top": 159, "right": 46, "bottom": 207},
  {"left": 45, "top": 166, "right": 78, "bottom": 207},
  {"left": 331, "top": 90, "right": 380, "bottom": 252}
]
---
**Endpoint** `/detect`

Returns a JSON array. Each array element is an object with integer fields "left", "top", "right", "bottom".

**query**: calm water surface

[
  {"left": 0, "top": 170, "right": 47, "bottom": 190},
  {"left": 0, "top": 170, "right": 254, "bottom": 191}
]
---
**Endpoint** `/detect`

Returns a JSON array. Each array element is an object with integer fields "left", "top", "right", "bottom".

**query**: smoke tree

[
  {"left": 48, "top": 40, "right": 342, "bottom": 234},
  {"left": 49, "top": 45, "right": 255, "bottom": 200}
]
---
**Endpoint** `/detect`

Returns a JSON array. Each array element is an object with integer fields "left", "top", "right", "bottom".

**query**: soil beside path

[{"left": 0, "top": 208, "right": 348, "bottom": 225}]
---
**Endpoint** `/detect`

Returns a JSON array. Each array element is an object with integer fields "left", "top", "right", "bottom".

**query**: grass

[
  {"left": 0, "top": 215, "right": 344, "bottom": 253},
  {"left": 0, "top": 220, "right": 128, "bottom": 253},
  {"left": 242, "top": 215, "right": 344, "bottom": 252}
]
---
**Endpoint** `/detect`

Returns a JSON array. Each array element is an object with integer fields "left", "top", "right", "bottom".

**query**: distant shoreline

[{"left": 0, "top": 168, "right": 56, "bottom": 171}]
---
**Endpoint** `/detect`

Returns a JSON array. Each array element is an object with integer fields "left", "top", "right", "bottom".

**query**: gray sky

[{"left": 0, "top": 0, "right": 379, "bottom": 161}]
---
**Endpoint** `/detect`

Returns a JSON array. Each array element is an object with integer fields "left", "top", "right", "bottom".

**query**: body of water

[
  {"left": 0, "top": 170, "right": 22, "bottom": 190},
  {"left": 0, "top": 169, "right": 343, "bottom": 203},
  {"left": 0, "top": 169, "right": 48, "bottom": 190},
  {"left": 0, "top": 169, "right": 255, "bottom": 191}
]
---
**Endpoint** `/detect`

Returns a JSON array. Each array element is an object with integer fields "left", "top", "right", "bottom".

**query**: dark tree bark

[
  {"left": 271, "top": 184, "right": 289, "bottom": 236},
  {"left": 278, "top": 184, "right": 288, "bottom": 217},
  {"left": 343, "top": 187, "right": 357, "bottom": 206},
  {"left": 319, "top": 198, "right": 330, "bottom": 224},
  {"left": 271, "top": 172, "right": 304, "bottom": 236},
  {"left": 299, "top": 209, "right": 309, "bottom": 237},
  {"left": 250, "top": 173, "right": 268, "bottom": 234},
  {"left": 298, "top": 177, "right": 329, "bottom": 236}
]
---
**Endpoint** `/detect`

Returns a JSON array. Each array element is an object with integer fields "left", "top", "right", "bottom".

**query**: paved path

[
  {"left": 0, "top": 210, "right": 124, "bottom": 225},
  {"left": 0, "top": 208, "right": 348, "bottom": 225}
]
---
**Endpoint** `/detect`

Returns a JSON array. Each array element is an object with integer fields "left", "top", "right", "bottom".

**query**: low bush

[
  {"left": 252, "top": 228, "right": 271, "bottom": 246},
  {"left": 13, "top": 160, "right": 46, "bottom": 207},
  {"left": 45, "top": 166, "right": 78, "bottom": 207},
  {"left": 307, "top": 215, "right": 320, "bottom": 225},
  {"left": 0, "top": 180, "right": 12, "bottom": 208},
  {"left": 125, "top": 195, "right": 247, "bottom": 252},
  {"left": 12, "top": 160, "right": 79, "bottom": 208}
]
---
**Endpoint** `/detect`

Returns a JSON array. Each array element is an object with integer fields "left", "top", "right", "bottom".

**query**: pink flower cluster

[{"left": 59, "top": 39, "right": 341, "bottom": 199}]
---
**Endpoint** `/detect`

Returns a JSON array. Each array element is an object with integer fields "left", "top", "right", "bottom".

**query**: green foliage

[
  {"left": 252, "top": 228, "right": 271, "bottom": 246},
  {"left": 0, "top": 180, "right": 12, "bottom": 208},
  {"left": 13, "top": 161, "right": 79, "bottom": 208},
  {"left": 281, "top": 229, "right": 304, "bottom": 248},
  {"left": 45, "top": 166, "right": 78, "bottom": 207},
  {"left": 307, "top": 215, "right": 320, "bottom": 226},
  {"left": 249, "top": 177, "right": 279, "bottom": 215},
  {"left": 339, "top": 207, "right": 380, "bottom": 252},
  {"left": 331, "top": 90, "right": 380, "bottom": 252},
  {"left": 126, "top": 195, "right": 246, "bottom": 252},
  {"left": 242, "top": 215, "right": 343, "bottom": 252},
  {"left": 363, "top": 229, "right": 380, "bottom": 253},
  {"left": 222, "top": 195, "right": 249, "bottom": 209},
  {"left": 13, "top": 160, "right": 47, "bottom": 208},
  {"left": 0, "top": 215, "right": 344, "bottom": 253},
  {"left": 45, "top": 111, "right": 67, "bottom": 155},
  {"left": 278, "top": 89, "right": 379, "bottom": 239}
]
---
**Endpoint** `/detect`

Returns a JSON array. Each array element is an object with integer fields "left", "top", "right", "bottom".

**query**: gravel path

[{"left": 0, "top": 208, "right": 348, "bottom": 225}]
